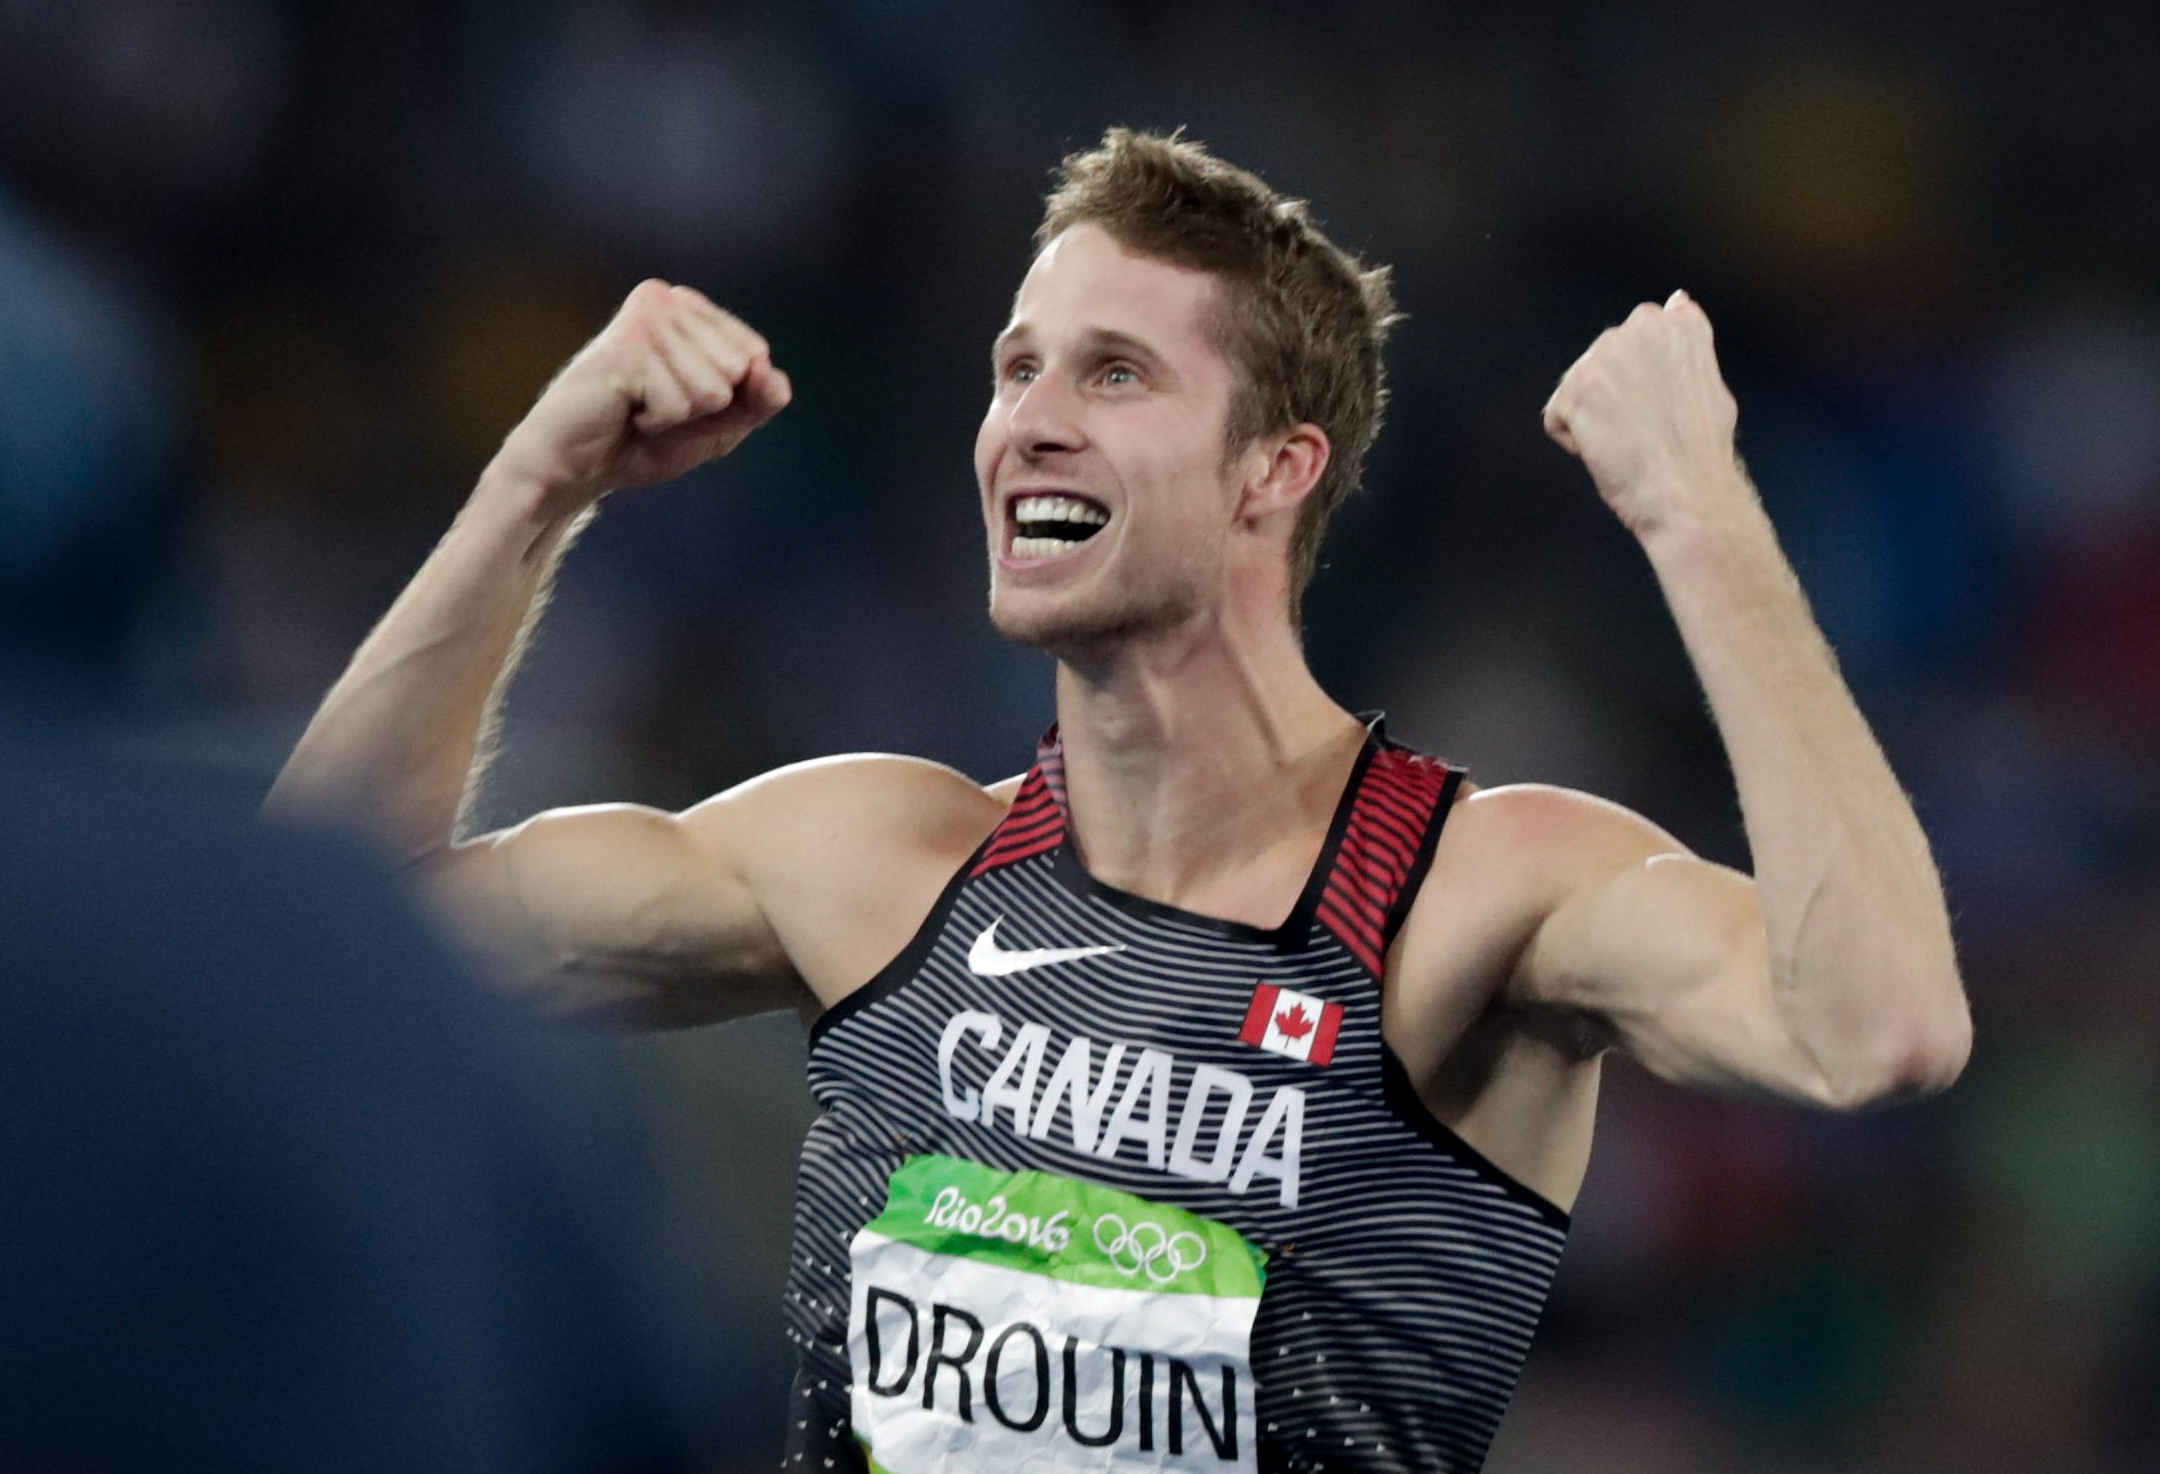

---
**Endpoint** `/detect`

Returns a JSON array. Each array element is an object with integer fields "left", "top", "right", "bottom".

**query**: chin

[{"left": 988, "top": 581, "right": 1202, "bottom": 659}]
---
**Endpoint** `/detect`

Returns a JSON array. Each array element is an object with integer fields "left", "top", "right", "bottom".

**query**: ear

[{"left": 1235, "top": 423, "right": 1332, "bottom": 525}]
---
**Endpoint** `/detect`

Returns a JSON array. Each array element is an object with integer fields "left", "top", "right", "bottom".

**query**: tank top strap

[
  {"left": 1313, "top": 719, "right": 1466, "bottom": 976},
  {"left": 969, "top": 725, "right": 1069, "bottom": 877}
]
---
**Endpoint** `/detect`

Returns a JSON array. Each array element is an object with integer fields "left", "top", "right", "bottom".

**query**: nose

[{"left": 1007, "top": 372, "right": 1086, "bottom": 461}]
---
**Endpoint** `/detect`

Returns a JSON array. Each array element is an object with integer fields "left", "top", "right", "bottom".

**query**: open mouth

[{"left": 1008, "top": 492, "right": 1111, "bottom": 561}]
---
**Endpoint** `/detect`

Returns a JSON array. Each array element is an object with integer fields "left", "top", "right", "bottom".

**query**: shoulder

[
  {"left": 1443, "top": 781, "right": 1691, "bottom": 897},
  {"left": 679, "top": 752, "right": 1017, "bottom": 858},
  {"left": 676, "top": 753, "right": 1025, "bottom": 954},
  {"left": 1394, "top": 780, "right": 1696, "bottom": 1015},
  {"left": 656, "top": 753, "right": 1032, "bottom": 1006},
  {"left": 1380, "top": 780, "right": 1672, "bottom": 1199}
]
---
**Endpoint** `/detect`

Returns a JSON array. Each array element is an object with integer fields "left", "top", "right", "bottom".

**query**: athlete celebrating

[{"left": 270, "top": 130, "right": 1971, "bottom": 1472}]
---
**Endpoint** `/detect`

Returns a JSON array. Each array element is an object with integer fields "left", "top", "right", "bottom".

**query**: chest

[
  {"left": 784, "top": 823, "right": 1533, "bottom": 1122},
  {"left": 792, "top": 842, "right": 1576, "bottom": 1474},
  {"left": 809, "top": 849, "right": 1387, "bottom": 1207}
]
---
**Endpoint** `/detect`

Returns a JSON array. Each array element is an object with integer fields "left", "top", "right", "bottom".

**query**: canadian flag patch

[{"left": 1237, "top": 983, "right": 1343, "bottom": 1066}]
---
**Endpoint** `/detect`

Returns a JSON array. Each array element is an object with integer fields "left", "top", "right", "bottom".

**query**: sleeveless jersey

[{"left": 782, "top": 720, "right": 1570, "bottom": 1474}]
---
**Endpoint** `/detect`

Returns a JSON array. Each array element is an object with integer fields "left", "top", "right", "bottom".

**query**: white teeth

[
  {"left": 1012, "top": 494, "right": 1109, "bottom": 526},
  {"left": 1011, "top": 535, "right": 1075, "bottom": 560}
]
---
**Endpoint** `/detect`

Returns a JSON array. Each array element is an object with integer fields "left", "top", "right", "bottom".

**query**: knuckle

[
  {"left": 615, "top": 304, "right": 669, "bottom": 344},
  {"left": 708, "top": 305, "right": 765, "bottom": 353}
]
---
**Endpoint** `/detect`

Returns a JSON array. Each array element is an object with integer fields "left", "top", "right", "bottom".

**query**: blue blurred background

[{"left": 3, "top": 0, "right": 2156, "bottom": 1468}]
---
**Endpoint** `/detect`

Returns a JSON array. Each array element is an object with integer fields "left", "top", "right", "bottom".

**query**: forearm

[
  {"left": 265, "top": 463, "right": 592, "bottom": 864},
  {"left": 1640, "top": 481, "right": 1967, "bottom": 1098}
]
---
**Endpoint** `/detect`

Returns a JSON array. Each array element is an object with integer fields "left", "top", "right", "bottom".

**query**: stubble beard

[{"left": 987, "top": 568, "right": 1208, "bottom": 665}]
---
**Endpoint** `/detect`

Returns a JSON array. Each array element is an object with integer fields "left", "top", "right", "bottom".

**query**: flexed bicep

[
  {"left": 1519, "top": 851, "right": 1855, "bottom": 1105},
  {"left": 1490, "top": 785, "right": 1851, "bottom": 1108},
  {"left": 420, "top": 800, "right": 801, "bottom": 1028}
]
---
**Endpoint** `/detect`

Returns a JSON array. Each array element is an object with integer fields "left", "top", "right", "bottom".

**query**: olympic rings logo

[{"left": 1091, "top": 1213, "right": 1207, "bottom": 1283}]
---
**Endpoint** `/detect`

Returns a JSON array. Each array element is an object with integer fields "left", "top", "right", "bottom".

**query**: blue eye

[{"left": 1101, "top": 364, "right": 1139, "bottom": 386}]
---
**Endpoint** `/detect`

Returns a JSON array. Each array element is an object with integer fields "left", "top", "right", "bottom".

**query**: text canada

[{"left": 936, "top": 1009, "right": 1306, "bottom": 1208}]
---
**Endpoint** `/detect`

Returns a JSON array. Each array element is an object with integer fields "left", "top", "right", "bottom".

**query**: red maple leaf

[{"left": 1273, "top": 1003, "right": 1313, "bottom": 1040}]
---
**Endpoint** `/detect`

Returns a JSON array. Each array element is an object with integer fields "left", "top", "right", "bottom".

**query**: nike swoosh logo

[{"left": 966, "top": 918, "right": 1126, "bottom": 977}]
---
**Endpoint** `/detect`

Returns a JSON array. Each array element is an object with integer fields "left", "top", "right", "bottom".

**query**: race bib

[{"left": 847, "top": 1154, "right": 1267, "bottom": 1472}]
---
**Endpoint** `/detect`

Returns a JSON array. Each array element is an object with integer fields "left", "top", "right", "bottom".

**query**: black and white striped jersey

[{"left": 782, "top": 720, "right": 1570, "bottom": 1474}]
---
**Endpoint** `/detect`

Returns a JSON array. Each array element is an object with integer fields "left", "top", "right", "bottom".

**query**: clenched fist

[
  {"left": 492, "top": 280, "right": 792, "bottom": 513},
  {"left": 1542, "top": 291, "right": 1748, "bottom": 538}
]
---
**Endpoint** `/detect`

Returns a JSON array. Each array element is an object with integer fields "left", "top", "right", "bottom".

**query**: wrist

[
  {"left": 1630, "top": 462, "right": 1775, "bottom": 554},
  {"left": 1636, "top": 495, "right": 1805, "bottom": 631},
  {"left": 474, "top": 455, "right": 602, "bottom": 531}
]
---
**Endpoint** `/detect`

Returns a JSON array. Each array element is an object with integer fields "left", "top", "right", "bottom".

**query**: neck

[{"left": 1050, "top": 604, "right": 1363, "bottom": 917}]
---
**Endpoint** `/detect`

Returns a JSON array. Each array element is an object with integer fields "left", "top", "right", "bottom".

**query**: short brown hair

[{"left": 1036, "top": 127, "right": 1400, "bottom": 611}]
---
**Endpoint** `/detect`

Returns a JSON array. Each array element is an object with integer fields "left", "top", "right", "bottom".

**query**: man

[{"left": 270, "top": 130, "right": 1971, "bottom": 1473}]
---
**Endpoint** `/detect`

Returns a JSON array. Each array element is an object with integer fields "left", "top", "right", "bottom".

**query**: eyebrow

[{"left": 991, "top": 325, "right": 1171, "bottom": 372}]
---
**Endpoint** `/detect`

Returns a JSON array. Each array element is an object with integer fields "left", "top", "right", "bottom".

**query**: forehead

[{"left": 1001, "top": 224, "right": 1227, "bottom": 367}]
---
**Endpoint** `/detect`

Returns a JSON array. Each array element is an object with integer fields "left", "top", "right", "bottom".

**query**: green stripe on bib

[{"left": 867, "top": 1154, "right": 1265, "bottom": 1298}]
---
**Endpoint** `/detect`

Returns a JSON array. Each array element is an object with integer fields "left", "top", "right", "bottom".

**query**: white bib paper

[{"left": 847, "top": 1155, "right": 1268, "bottom": 1472}]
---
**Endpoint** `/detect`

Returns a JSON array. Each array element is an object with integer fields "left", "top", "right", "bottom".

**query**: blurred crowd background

[{"left": 3, "top": 0, "right": 2156, "bottom": 1469}]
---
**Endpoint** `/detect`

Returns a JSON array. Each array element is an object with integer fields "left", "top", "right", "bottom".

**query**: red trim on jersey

[
  {"left": 1037, "top": 727, "right": 1069, "bottom": 811},
  {"left": 1316, "top": 745, "right": 1457, "bottom": 977},
  {"left": 1315, "top": 893, "right": 1385, "bottom": 975},
  {"left": 1238, "top": 982, "right": 1281, "bottom": 1046},
  {"left": 1308, "top": 999, "right": 1342, "bottom": 1066},
  {"left": 972, "top": 724, "right": 1461, "bottom": 965},
  {"left": 970, "top": 728, "right": 1072, "bottom": 876}
]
